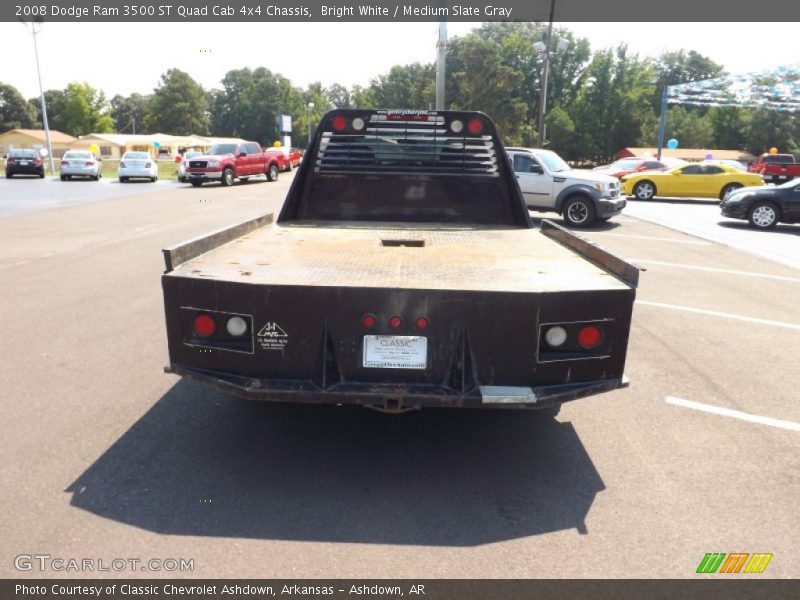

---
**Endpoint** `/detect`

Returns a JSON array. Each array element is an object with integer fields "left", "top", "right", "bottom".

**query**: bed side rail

[
  {"left": 540, "top": 219, "right": 639, "bottom": 288},
  {"left": 162, "top": 212, "right": 274, "bottom": 273}
]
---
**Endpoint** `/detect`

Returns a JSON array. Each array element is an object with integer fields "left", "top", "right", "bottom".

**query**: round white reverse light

[
  {"left": 450, "top": 119, "right": 464, "bottom": 133},
  {"left": 351, "top": 117, "right": 365, "bottom": 131},
  {"left": 226, "top": 316, "right": 248, "bottom": 337},
  {"left": 545, "top": 326, "right": 568, "bottom": 347}
]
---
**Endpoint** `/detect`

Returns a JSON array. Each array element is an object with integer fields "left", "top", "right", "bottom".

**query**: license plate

[
  {"left": 20, "top": 160, "right": 29, "bottom": 165},
  {"left": 363, "top": 335, "right": 427, "bottom": 369}
]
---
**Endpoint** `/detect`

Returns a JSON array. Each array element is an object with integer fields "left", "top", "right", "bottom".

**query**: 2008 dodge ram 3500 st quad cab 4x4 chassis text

[{"left": 161, "top": 109, "right": 638, "bottom": 414}]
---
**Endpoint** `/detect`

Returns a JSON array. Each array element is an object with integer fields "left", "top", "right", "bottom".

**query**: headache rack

[
  {"left": 278, "top": 109, "right": 531, "bottom": 226},
  {"left": 315, "top": 111, "right": 500, "bottom": 176}
]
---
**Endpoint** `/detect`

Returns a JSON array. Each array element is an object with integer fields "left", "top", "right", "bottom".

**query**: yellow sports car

[{"left": 621, "top": 162, "right": 764, "bottom": 201}]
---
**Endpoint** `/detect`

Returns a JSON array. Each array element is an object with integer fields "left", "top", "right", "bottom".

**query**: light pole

[
  {"left": 533, "top": 0, "right": 567, "bottom": 148},
  {"left": 20, "top": 17, "right": 55, "bottom": 174},
  {"left": 306, "top": 102, "right": 315, "bottom": 147}
]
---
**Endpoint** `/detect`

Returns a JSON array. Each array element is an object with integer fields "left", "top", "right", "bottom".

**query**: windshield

[
  {"left": 64, "top": 152, "right": 92, "bottom": 159},
  {"left": 124, "top": 152, "right": 149, "bottom": 159},
  {"left": 184, "top": 151, "right": 201, "bottom": 159},
  {"left": 10, "top": 149, "right": 37, "bottom": 158},
  {"left": 607, "top": 159, "right": 642, "bottom": 170},
  {"left": 209, "top": 144, "right": 237, "bottom": 155},
  {"left": 537, "top": 151, "right": 571, "bottom": 172}
]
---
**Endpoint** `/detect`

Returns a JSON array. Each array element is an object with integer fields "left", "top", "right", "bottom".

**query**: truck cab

[{"left": 506, "top": 147, "right": 625, "bottom": 227}]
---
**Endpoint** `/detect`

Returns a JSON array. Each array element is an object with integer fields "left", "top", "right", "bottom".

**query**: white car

[
  {"left": 60, "top": 151, "right": 101, "bottom": 181},
  {"left": 118, "top": 151, "right": 158, "bottom": 183},
  {"left": 177, "top": 151, "right": 202, "bottom": 183}
]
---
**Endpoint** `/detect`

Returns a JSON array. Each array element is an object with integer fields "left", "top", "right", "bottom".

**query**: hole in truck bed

[{"left": 381, "top": 239, "right": 425, "bottom": 247}]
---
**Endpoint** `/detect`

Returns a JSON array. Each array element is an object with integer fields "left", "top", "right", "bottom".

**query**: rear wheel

[
  {"left": 720, "top": 183, "right": 742, "bottom": 201},
  {"left": 6, "top": 173, "right": 12, "bottom": 179},
  {"left": 633, "top": 180, "right": 656, "bottom": 200},
  {"left": 748, "top": 202, "right": 780, "bottom": 230},
  {"left": 60, "top": 175, "right": 66, "bottom": 181},
  {"left": 39, "top": 171, "right": 45, "bottom": 178},
  {"left": 221, "top": 167, "right": 235, "bottom": 186},
  {"left": 267, "top": 163, "right": 279, "bottom": 182},
  {"left": 286, "top": 160, "right": 292, "bottom": 171},
  {"left": 563, "top": 196, "right": 596, "bottom": 228}
]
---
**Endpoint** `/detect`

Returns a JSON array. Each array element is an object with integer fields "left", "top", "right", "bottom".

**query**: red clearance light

[
  {"left": 61, "top": 161, "right": 69, "bottom": 166},
  {"left": 415, "top": 316, "right": 429, "bottom": 330},
  {"left": 6, "top": 158, "right": 15, "bottom": 164},
  {"left": 331, "top": 115, "right": 347, "bottom": 131},
  {"left": 145, "top": 162, "right": 152, "bottom": 168},
  {"left": 362, "top": 314, "right": 377, "bottom": 328},
  {"left": 85, "top": 161, "right": 95, "bottom": 166},
  {"left": 467, "top": 118, "right": 484, "bottom": 135},
  {"left": 389, "top": 316, "right": 402, "bottom": 329},
  {"left": 120, "top": 161, "right": 126, "bottom": 168},
  {"left": 193, "top": 314, "right": 216, "bottom": 338},
  {"left": 577, "top": 325, "right": 603, "bottom": 349}
]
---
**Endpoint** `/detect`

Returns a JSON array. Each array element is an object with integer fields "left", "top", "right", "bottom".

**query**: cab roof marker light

[{"left": 331, "top": 115, "right": 347, "bottom": 131}]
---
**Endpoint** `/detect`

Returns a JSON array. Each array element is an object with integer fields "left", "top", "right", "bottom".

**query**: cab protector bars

[
  {"left": 162, "top": 212, "right": 274, "bottom": 273},
  {"left": 540, "top": 219, "right": 640, "bottom": 288}
]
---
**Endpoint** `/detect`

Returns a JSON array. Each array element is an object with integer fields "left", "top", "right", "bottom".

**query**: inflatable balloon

[
  {"left": 705, "top": 152, "right": 714, "bottom": 160},
  {"left": 769, "top": 147, "right": 778, "bottom": 155},
  {"left": 89, "top": 143, "right": 100, "bottom": 153},
  {"left": 273, "top": 141, "right": 282, "bottom": 148},
  {"left": 153, "top": 140, "right": 161, "bottom": 149},
  {"left": 667, "top": 138, "right": 679, "bottom": 149}
]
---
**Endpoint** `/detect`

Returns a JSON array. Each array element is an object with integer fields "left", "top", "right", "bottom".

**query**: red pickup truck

[
  {"left": 185, "top": 141, "right": 288, "bottom": 187},
  {"left": 748, "top": 153, "right": 800, "bottom": 184}
]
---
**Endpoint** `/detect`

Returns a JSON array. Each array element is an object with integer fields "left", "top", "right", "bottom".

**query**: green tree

[
  {"left": 110, "top": 93, "right": 150, "bottom": 133},
  {"left": 58, "top": 82, "right": 113, "bottom": 136},
  {"left": 148, "top": 69, "right": 209, "bottom": 135},
  {"left": 0, "top": 83, "right": 36, "bottom": 131},
  {"left": 28, "top": 89, "right": 68, "bottom": 133}
]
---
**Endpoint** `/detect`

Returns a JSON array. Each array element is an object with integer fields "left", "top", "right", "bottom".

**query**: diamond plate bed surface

[{"left": 167, "top": 222, "right": 628, "bottom": 293}]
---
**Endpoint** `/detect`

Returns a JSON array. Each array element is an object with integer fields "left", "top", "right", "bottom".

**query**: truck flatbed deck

[
  {"left": 168, "top": 221, "right": 629, "bottom": 294},
  {"left": 161, "top": 109, "right": 637, "bottom": 413}
]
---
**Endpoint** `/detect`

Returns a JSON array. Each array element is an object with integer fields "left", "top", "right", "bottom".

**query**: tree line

[{"left": 1, "top": 22, "right": 797, "bottom": 163}]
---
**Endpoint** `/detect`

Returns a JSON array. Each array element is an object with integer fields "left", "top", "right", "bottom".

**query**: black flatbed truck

[{"left": 162, "top": 109, "right": 638, "bottom": 413}]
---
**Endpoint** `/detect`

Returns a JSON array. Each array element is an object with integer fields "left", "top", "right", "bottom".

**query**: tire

[
  {"left": 221, "top": 167, "right": 235, "bottom": 186},
  {"left": 266, "top": 163, "right": 279, "bottom": 182},
  {"left": 562, "top": 196, "right": 596, "bottom": 228},
  {"left": 6, "top": 173, "right": 12, "bottom": 179},
  {"left": 286, "top": 161, "right": 292, "bottom": 172},
  {"left": 120, "top": 176, "right": 128, "bottom": 183},
  {"left": 39, "top": 171, "right": 45, "bottom": 178},
  {"left": 190, "top": 181, "right": 202, "bottom": 187},
  {"left": 633, "top": 180, "right": 656, "bottom": 200},
  {"left": 60, "top": 175, "right": 66, "bottom": 181},
  {"left": 720, "top": 183, "right": 742, "bottom": 201},
  {"left": 748, "top": 202, "right": 780, "bottom": 230},
  {"left": 240, "top": 177, "right": 250, "bottom": 183},
  {"left": 151, "top": 176, "right": 157, "bottom": 182}
]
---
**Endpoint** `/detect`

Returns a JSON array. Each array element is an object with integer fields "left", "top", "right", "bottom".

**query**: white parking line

[
  {"left": 628, "top": 259, "right": 800, "bottom": 284},
  {"left": 666, "top": 396, "right": 800, "bottom": 432},
  {"left": 588, "top": 233, "right": 712, "bottom": 245},
  {"left": 636, "top": 300, "right": 800, "bottom": 330}
]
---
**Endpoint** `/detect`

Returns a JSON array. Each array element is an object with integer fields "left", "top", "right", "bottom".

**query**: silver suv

[{"left": 506, "top": 147, "right": 625, "bottom": 227}]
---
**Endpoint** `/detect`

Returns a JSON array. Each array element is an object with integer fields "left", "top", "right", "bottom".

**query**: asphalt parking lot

[{"left": 1, "top": 179, "right": 798, "bottom": 578}]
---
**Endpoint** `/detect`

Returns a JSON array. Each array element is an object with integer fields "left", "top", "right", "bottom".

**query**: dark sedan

[
  {"left": 721, "top": 179, "right": 800, "bottom": 229},
  {"left": 5, "top": 149, "right": 45, "bottom": 178}
]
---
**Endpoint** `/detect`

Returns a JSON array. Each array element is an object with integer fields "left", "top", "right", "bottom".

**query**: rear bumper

[{"left": 166, "top": 363, "right": 628, "bottom": 411}]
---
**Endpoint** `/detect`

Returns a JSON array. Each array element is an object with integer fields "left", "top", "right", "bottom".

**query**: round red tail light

[
  {"left": 467, "top": 118, "right": 484, "bottom": 135},
  {"left": 415, "top": 316, "right": 429, "bottom": 330},
  {"left": 331, "top": 115, "right": 347, "bottom": 131},
  {"left": 362, "top": 314, "right": 376, "bottom": 328},
  {"left": 389, "top": 316, "right": 402, "bottom": 329},
  {"left": 577, "top": 325, "right": 602, "bottom": 349},
  {"left": 193, "top": 314, "right": 216, "bottom": 338}
]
